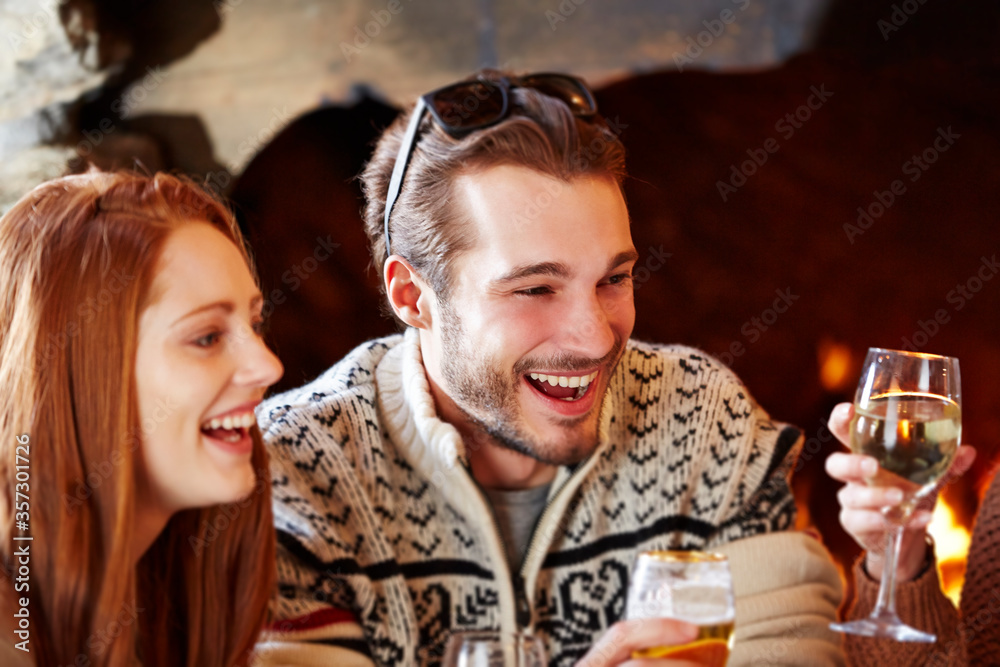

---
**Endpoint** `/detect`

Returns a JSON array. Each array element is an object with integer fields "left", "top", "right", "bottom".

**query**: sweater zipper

[
  {"left": 470, "top": 477, "right": 522, "bottom": 634},
  {"left": 514, "top": 467, "right": 580, "bottom": 630}
]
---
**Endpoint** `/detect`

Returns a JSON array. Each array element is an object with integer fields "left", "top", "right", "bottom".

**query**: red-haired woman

[{"left": 0, "top": 171, "right": 283, "bottom": 666}]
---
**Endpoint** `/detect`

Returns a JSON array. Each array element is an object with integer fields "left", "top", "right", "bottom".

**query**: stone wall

[{"left": 1, "top": 0, "right": 838, "bottom": 210}]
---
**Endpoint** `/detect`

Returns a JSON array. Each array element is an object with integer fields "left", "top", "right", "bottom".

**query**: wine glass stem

[{"left": 872, "top": 522, "right": 906, "bottom": 619}]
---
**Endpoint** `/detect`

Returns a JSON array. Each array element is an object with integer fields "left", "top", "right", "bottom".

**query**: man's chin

[{"left": 505, "top": 425, "right": 600, "bottom": 467}]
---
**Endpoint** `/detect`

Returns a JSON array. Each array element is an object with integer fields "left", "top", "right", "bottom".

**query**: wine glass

[
  {"left": 625, "top": 550, "right": 735, "bottom": 666},
  {"left": 441, "top": 631, "right": 546, "bottom": 667},
  {"left": 830, "top": 347, "right": 961, "bottom": 642}
]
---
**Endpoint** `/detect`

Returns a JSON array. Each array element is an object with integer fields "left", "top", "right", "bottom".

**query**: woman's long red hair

[{"left": 0, "top": 171, "right": 275, "bottom": 666}]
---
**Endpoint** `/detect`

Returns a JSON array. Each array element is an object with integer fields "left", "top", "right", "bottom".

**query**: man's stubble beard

[{"left": 437, "top": 301, "right": 623, "bottom": 467}]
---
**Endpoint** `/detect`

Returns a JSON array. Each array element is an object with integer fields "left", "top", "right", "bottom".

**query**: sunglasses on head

[{"left": 382, "top": 72, "right": 599, "bottom": 258}]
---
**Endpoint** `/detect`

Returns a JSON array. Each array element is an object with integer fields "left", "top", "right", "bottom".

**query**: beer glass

[{"left": 625, "top": 550, "right": 734, "bottom": 666}]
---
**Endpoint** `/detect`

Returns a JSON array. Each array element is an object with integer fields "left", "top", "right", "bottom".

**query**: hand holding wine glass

[
  {"left": 826, "top": 404, "right": 976, "bottom": 583},
  {"left": 828, "top": 348, "right": 963, "bottom": 642}
]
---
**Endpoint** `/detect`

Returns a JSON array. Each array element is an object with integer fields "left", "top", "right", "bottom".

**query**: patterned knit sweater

[
  {"left": 845, "top": 471, "right": 1000, "bottom": 666},
  {"left": 254, "top": 330, "right": 844, "bottom": 666}
]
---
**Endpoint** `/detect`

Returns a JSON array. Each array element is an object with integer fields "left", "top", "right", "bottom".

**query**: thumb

[
  {"left": 827, "top": 403, "right": 853, "bottom": 448},
  {"left": 944, "top": 445, "right": 976, "bottom": 484}
]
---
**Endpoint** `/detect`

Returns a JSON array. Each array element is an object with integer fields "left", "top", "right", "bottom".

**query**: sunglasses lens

[
  {"left": 519, "top": 75, "right": 597, "bottom": 115},
  {"left": 429, "top": 81, "right": 507, "bottom": 132}
]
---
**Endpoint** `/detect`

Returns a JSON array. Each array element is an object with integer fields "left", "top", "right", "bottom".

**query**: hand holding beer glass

[
  {"left": 625, "top": 551, "right": 735, "bottom": 666},
  {"left": 829, "top": 348, "right": 961, "bottom": 642}
]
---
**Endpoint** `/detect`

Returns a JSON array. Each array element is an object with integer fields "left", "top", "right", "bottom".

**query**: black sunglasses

[{"left": 382, "top": 73, "right": 598, "bottom": 258}]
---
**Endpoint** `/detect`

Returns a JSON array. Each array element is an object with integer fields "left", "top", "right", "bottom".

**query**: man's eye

[
  {"left": 193, "top": 331, "right": 222, "bottom": 348},
  {"left": 516, "top": 286, "right": 554, "bottom": 296},
  {"left": 608, "top": 273, "right": 633, "bottom": 285}
]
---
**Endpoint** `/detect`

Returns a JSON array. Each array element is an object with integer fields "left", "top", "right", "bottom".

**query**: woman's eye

[
  {"left": 252, "top": 318, "right": 268, "bottom": 336},
  {"left": 193, "top": 331, "right": 223, "bottom": 348}
]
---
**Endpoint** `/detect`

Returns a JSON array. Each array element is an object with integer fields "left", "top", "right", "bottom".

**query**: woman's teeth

[
  {"left": 200, "top": 412, "right": 256, "bottom": 442},
  {"left": 205, "top": 413, "right": 256, "bottom": 431}
]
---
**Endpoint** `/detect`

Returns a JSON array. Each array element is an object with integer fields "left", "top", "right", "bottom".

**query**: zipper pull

[{"left": 513, "top": 571, "right": 531, "bottom": 629}]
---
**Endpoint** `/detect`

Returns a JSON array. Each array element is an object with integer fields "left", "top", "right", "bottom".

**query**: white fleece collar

[{"left": 376, "top": 328, "right": 466, "bottom": 475}]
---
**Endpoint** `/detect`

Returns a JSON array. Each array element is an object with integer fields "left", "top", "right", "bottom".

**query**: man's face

[{"left": 419, "top": 165, "right": 637, "bottom": 466}]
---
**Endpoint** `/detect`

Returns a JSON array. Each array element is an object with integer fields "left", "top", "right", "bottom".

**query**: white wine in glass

[
  {"left": 830, "top": 348, "right": 961, "bottom": 642},
  {"left": 625, "top": 550, "right": 734, "bottom": 666}
]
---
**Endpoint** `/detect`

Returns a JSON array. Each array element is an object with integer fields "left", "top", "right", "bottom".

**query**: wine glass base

[{"left": 830, "top": 618, "right": 936, "bottom": 643}]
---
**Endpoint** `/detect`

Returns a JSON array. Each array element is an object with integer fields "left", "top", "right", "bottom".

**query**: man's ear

[{"left": 384, "top": 255, "right": 436, "bottom": 329}]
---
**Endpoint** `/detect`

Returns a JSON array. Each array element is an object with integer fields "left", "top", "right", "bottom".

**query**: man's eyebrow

[
  {"left": 491, "top": 261, "right": 571, "bottom": 286},
  {"left": 489, "top": 250, "right": 639, "bottom": 287},
  {"left": 608, "top": 250, "right": 639, "bottom": 272}
]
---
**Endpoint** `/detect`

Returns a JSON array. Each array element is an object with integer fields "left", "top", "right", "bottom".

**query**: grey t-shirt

[{"left": 483, "top": 483, "right": 552, "bottom": 573}]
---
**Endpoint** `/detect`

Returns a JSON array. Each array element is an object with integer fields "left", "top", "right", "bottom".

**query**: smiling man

[{"left": 256, "top": 71, "right": 844, "bottom": 666}]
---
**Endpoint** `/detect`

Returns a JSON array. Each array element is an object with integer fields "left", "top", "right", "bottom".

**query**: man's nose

[{"left": 561, "top": 293, "right": 616, "bottom": 361}]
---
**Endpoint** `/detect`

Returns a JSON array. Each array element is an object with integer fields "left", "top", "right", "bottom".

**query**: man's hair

[{"left": 360, "top": 70, "right": 627, "bottom": 316}]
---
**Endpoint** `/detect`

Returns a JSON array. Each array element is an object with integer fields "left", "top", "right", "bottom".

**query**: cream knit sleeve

[{"left": 716, "top": 531, "right": 845, "bottom": 667}]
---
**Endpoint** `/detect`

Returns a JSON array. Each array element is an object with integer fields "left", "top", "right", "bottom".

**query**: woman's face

[{"left": 134, "top": 223, "right": 283, "bottom": 516}]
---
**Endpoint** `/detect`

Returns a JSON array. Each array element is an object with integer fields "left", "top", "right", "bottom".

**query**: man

[{"left": 255, "top": 71, "right": 844, "bottom": 666}]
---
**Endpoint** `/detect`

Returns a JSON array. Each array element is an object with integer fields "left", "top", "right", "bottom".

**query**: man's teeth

[{"left": 529, "top": 371, "right": 598, "bottom": 388}]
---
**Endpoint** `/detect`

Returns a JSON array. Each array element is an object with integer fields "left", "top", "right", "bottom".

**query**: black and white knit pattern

[{"left": 260, "top": 333, "right": 800, "bottom": 666}]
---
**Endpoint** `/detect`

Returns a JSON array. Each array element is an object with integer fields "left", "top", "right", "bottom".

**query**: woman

[{"left": 0, "top": 171, "right": 283, "bottom": 665}]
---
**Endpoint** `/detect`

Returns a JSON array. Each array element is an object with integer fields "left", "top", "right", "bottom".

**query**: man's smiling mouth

[{"left": 526, "top": 371, "right": 598, "bottom": 401}]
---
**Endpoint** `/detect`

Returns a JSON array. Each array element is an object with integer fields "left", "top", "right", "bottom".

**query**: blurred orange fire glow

[
  {"left": 818, "top": 339, "right": 854, "bottom": 393},
  {"left": 929, "top": 499, "right": 971, "bottom": 606}
]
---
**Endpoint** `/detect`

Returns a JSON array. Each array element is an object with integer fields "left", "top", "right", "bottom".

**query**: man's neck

[
  {"left": 465, "top": 436, "right": 558, "bottom": 491},
  {"left": 422, "top": 362, "right": 556, "bottom": 491}
]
